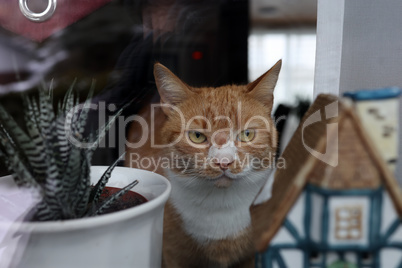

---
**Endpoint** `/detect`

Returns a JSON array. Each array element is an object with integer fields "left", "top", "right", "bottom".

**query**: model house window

[{"left": 334, "top": 206, "right": 363, "bottom": 240}]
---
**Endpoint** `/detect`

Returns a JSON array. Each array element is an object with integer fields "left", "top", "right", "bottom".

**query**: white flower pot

[{"left": 0, "top": 166, "right": 171, "bottom": 268}]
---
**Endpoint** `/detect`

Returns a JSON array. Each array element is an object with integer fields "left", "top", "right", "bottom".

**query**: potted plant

[{"left": 0, "top": 86, "right": 171, "bottom": 268}]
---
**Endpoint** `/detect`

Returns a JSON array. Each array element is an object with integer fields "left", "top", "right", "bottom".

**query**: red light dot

[{"left": 192, "top": 51, "right": 203, "bottom": 60}]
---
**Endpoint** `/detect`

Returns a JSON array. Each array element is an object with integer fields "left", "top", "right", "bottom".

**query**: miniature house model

[
  {"left": 251, "top": 94, "right": 402, "bottom": 268},
  {"left": 344, "top": 88, "right": 401, "bottom": 172}
]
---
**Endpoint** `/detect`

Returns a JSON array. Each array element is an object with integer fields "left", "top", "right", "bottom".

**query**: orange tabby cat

[{"left": 126, "top": 60, "right": 281, "bottom": 267}]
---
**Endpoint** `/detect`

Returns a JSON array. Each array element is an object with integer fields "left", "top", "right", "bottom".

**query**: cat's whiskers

[
  {"left": 181, "top": 174, "right": 199, "bottom": 188},
  {"left": 243, "top": 173, "right": 261, "bottom": 188}
]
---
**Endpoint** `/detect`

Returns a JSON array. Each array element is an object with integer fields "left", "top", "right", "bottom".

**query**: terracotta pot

[{"left": 0, "top": 166, "right": 171, "bottom": 268}]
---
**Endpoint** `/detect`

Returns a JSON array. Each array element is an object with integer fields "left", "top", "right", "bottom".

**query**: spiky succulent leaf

[
  {"left": 32, "top": 200, "right": 60, "bottom": 221},
  {"left": 0, "top": 83, "right": 139, "bottom": 222},
  {"left": 89, "top": 154, "right": 125, "bottom": 204},
  {"left": 0, "top": 137, "right": 39, "bottom": 189},
  {"left": 0, "top": 147, "right": 10, "bottom": 169},
  {"left": 0, "top": 105, "right": 33, "bottom": 158},
  {"left": 89, "top": 103, "right": 127, "bottom": 151},
  {"left": 22, "top": 96, "right": 47, "bottom": 181},
  {"left": 0, "top": 107, "right": 42, "bottom": 186},
  {"left": 61, "top": 79, "right": 77, "bottom": 113},
  {"left": 90, "top": 180, "right": 139, "bottom": 216},
  {"left": 38, "top": 87, "right": 55, "bottom": 140},
  {"left": 71, "top": 85, "right": 94, "bottom": 139},
  {"left": 42, "top": 155, "right": 65, "bottom": 218},
  {"left": 73, "top": 150, "right": 92, "bottom": 217},
  {"left": 22, "top": 95, "right": 38, "bottom": 129},
  {"left": 55, "top": 115, "right": 70, "bottom": 168},
  {"left": 30, "top": 98, "right": 42, "bottom": 133},
  {"left": 63, "top": 146, "right": 81, "bottom": 199}
]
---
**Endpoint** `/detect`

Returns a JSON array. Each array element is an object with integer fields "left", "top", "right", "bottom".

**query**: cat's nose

[
  {"left": 213, "top": 158, "right": 234, "bottom": 170},
  {"left": 213, "top": 132, "right": 229, "bottom": 147}
]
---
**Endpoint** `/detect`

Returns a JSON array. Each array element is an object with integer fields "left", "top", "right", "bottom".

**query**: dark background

[{"left": 0, "top": 0, "right": 249, "bottom": 173}]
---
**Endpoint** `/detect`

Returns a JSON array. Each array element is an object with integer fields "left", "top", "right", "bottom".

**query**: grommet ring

[{"left": 19, "top": 0, "right": 57, "bottom": 22}]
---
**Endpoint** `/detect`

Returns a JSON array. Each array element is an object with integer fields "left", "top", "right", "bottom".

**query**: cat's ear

[
  {"left": 247, "top": 60, "right": 282, "bottom": 110},
  {"left": 154, "top": 63, "right": 193, "bottom": 114}
]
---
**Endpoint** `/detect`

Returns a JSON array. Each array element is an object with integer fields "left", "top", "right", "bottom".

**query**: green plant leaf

[
  {"left": 89, "top": 103, "right": 128, "bottom": 152},
  {"left": 0, "top": 105, "right": 41, "bottom": 183},
  {"left": 55, "top": 115, "right": 70, "bottom": 168},
  {"left": 32, "top": 200, "right": 60, "bottom": 221},
  {"left": 72, "top": 83, "right": 95, "bottom": 138},
  {"left": 0, "top": 82, "right": 137, "bottom": 222},
  {"left": 22, "top": 95, "right": 47, "bottom": 181},
  {"left": 61, "top": 79, "right": 77, "bottom": 113},
  {"left": 72, "top": 150, "right": 92, "bottom": 217},
  {"left": 63, "top": 146, "right": 81, "bottom": 201},
  {"left": 38, "top": 87, "right": 55, "bottom": 140},
  {"left": 90, "top": 180, "right": 139, "bottom": 216},
  {"left": 89, "top": 153, "right": 125, "bottom": 204},
  {"left": 0, "top": 135, "right": 40, "bottom": 189}
]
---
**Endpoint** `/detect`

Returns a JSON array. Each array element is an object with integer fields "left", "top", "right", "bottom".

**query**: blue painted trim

[
  {"left": 307, "top": 241, "right": 376, "bottom": 251},
  {"left": 274, "top": 250, "right": 287, "bottom": 268},
  {"left": 343, "top": 87, "right": 401, "bottom": 100},
  {"left": 307, "top": 184, "right": 382, "bottom": 196},
  {"left": 269, "top": 244, "right": 300, "bottom": 249},
  {"left": 375, "top": 190, "right": 383, "bottom": 244},
  {"left": 284, "top": 218, "right": 302, "bottom": 242},
  {"left": 384, "top": 242, "right": 402, "bottom": 249},
  {"left": 263, "top": 246, "right": 402, "bottom": 268},
  {"left": 321, "top": 250, "right": 327, "bottom": 267},
  {"left": 369, "top": 189, "right": 382, "bottom": 248},
  {"left": 310, "top": 244, "right": 373, "bottom": 251},
  {"left": 255, "top": 253, "right": 263, "bottom": 268},
  {"left": 268, "top": 243, "right": 385, "bottom": 252},
  {"left": 374, "top": 251, "right": 380, "bottom": 268},
  {"left": 263, "top": 249, "right": 273, "bottom": 268},
  {"left": 261, "top": 186, "right": 397, "bottom": 268},
  {"left": 369, "top": 193, "right": 376, "bottom": 246},
  {"left": 321, "top": 195, "right": 329, "bottom": 246},
  {"left": 304, "top": 186, "right": 312, "bottom": 242},
  {"left": 383, "top": 218, "right": 401, "bottom": 242},
  {"left": 357, "top": 252, "right": 362, "bottom": 268},
  {"left": 303, "top": 249, "right": 309, "bottom": 268}
]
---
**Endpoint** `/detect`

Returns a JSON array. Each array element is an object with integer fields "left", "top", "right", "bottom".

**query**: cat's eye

[
  {"left": 238, "top": 129, "right": 255, "bottom": 142},
  {"left": 188, "top": 131, "right": 207, "bottom": 144}
]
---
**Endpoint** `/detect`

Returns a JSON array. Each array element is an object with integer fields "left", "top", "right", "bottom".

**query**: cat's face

[{"left": 155, "top": 61, "right": 281, "bottom": 189}]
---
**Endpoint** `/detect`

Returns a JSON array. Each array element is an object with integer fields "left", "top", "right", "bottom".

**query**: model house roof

[
  {"left": 250, "top": 94, "right": 402, "bottom": 252},
  {"left": 343, "top": 87, "right": 401, "bottom": 100}
]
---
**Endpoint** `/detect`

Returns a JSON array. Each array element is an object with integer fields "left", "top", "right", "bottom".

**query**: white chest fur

[{"left": 166, "top": 169, "right": 271, "bottom": 244}]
